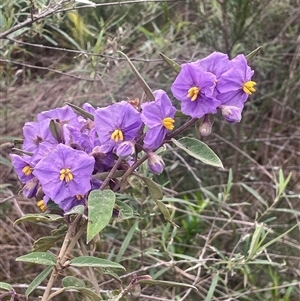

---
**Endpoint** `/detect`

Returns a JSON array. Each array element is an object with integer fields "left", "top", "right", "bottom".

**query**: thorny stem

[
  {"left": 41, "top": 215, "right": 86, "bottom": 301},
  {"left": 79, "top": 239, "right": 101, "bottom": 296},
  {"left": 99, "top": 157, "right": 123, "bottom": 190},
  {"left": 113, "top": 154, "right": 149, "bottom": 192}
]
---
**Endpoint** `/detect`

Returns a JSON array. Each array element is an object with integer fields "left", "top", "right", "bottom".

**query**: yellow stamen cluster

[
  {"left": 37, "top": 200, "right": 47, "bottom": 212},
  {"left": 187, "top": 86, "right": 200, "bottom": 101},
  {"left": 59, "top": 168, "right": 73, "bottom": 182},
  {"left": 22, "top": 165, "right": 33, "bottom": 176},
  {"left": 162, "top": 117, "right": 175, "bottom": 131},
  {"left": 243, "top": 81, "right": 257, "bottom": 95},
  {"left": 111, "top": 129, "right": 124, "bottom": 142}
]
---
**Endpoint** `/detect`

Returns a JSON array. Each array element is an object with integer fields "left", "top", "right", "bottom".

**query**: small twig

[{"left": 0, "top": 59, "right": 100, "bottom": 82}]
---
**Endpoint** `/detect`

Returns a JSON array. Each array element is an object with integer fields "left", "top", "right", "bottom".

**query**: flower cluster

[
  {"left": 171, "top": 52, "right": 256, "bottom": 123},
  {"left": 11, "top": 90, "right": 176, "bottom": 213},
  {"left": 11, "top": 51, "right": 256, "bottom": 213}
]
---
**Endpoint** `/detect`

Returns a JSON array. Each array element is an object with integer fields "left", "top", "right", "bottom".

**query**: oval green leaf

[
  {"left": 87, "top": 189, "right": 116, "bottom": 243},
  {"left": 154, "top": 199, "right": 178, "bottom": 227},
  {"left": 62, "top": 276, "right": 86, "bottom": 288},
  {"left": 32, "top": 234, "right": 65, "bottom": 252},
  {"left": 159, "top": 52, "right": 181, "bottom": 73},
  {"left": 16, "top": 252, "right": 56, "bottom": 266},
  {"left": 64, "top": 287, "right": 102, "bottom": 301},
  {"left": 115, "top": 200, "right": 136, "bottom": 221},
  {"left": 138, "top": 176, "right": 163, "bottom": 200},
  {"left": 25, "top": 266, "right": 53, "bottom": 297},
  {"left": 246, "top": 46, "right": 262, "bottom": 61},
  {"left": 66, "top": 102, "right": 94, "bottom": 121},
  {"left": 14, "top": 213, "right": 63, "bottom": 226},
  {"left": 172, "top": 137, "right": 223, "bottom": 168},
  {"left": 0, "top": 282, "right": 12, "bottom": 291},
  {"left": 70, "top": 256, "right": 125, "bottom": 270}
]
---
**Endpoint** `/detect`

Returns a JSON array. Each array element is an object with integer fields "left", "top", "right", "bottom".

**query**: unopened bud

[
  {"left": 199, "top": 114, "right": 212, "bottom": 137},
  {"left": 220, "top": 105, "right": 242, "bottom": 124},
  {"left": 147, "top": 151, "right": 165, "bottom": 174},
  {"left": 116, "top": 141, "right": 135, "bottom": 159},
  {"left": 23, "top": 177, "right": 39, "bottom": 198}
]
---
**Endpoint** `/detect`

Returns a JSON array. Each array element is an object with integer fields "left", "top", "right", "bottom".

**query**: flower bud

[
  {"left": 199, "top": 114, "right": 212, "bottom": 137},
  {"left": 147, "top": 151, "right": 165, "bottom": 174},
  {"left": 116, "top": 141, "right": 135, "bottom": 159},
  {"left": 220, "top": 105, "right": 242, "bottom": 124},
  {"left": 23, "top": 177, "right": 39, "bottom": 198}
]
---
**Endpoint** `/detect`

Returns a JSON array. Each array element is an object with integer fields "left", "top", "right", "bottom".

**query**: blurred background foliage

[{"left": 0, "top": 0, "right": 299, "bottom": 300}]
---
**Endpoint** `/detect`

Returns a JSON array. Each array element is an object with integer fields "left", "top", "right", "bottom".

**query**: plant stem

[
  {"left": 99, "top": 157, "right": 123, "bottom": 190},
  {"left": 41, "top": 215, "right": 85, "bottom": 301}
]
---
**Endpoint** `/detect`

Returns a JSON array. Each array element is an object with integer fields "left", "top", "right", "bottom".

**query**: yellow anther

[
  {"left": 243, "top": 81, "right": 257, "bottom": 95},
  {"left": 111, "top": 129, "right": 124, "bottom": 142},
  {"left": 59, "top": 168, "right": 73, "bottom": 182},
  {"left": 76, "top": 194, "right": 84, "bottom": 200},
  {"left": 187, "top": 86, "right": 200, "bottom": 101},
  {"left": 37, "top": 200, "right": 47, "bottom": 212},
  {"left": 22, "top": 165, "right": 33, "bottom": 176},
  {"left": 162, "top": 117, "right": 175, "bottom": 130}
]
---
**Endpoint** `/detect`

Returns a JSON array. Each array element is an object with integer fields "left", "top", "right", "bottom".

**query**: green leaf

[
  {"left": 14, "top": 213, "right": 63, "bottom": 226},
  {"left": 32, "top": 234, "right": 65, "bottom": 252},
  {"left": 159, "top": 52, "right": 181, "bottom": 73},
  {"left": 205, "top": 272, "right": 219, "bottom": 301},
  {"left": 115, "top": 200, "right": 136, "bottom": 221},
  {"left": 118, "top": 51, "right": 155, "bottom": 101},
  {"left": 137, "top": 279, "right": 197, "bottom": 291},
  {"left": 62, "top": 276, "right": 86, "bottom": 288},
  {"left": 115, "top": 221, "right": 138, "bottom": 263},
  {"left": 101, "top": 268, "right": 122, "bottom": 282},
  {"left": 16, "top": 252, "right": 56, "bottom": 266},
  {"left": 70, "top": 256, "right": 125, "bottom": 270},
  {"left": 172, "top": 137, "right": 223, "bottom": 168},
  {"left": 0, "top": 282, "right": 12, "bottom": 291},
  {"left": 153, "top": 199, "right": 178, "bottom": 227},
  {"left": 25, "top": 266, "right": 53, "bottom": 297},
  {"left": 138, "top": 175, "right": 163, "bottom": 200},
  {"left": 241, "top": 183, "right": 267, "bottom": 206},
  {"left": 66, "top": 102, "right": 94, "bottom": 121},
  {"left": 64, "top": 205, "right": 85, "bottom": 216},
  {"left": 65, "top": 287, "right": 102, "bottom": 301},
  {"left": 87, "top": 190, "right": 116, "bottom": 243},
  {"left": 256, "top": 221, "right": 300, "bottom": 254},
  {"left": 247, "top": 223, "right": 265, "bottom": 258},
  {"left": 246, "top": 46, "right": 262, "bottom": 61}
]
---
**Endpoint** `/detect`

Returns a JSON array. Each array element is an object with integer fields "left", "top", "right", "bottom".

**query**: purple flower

[
  {"left": 141, "top": 90, "right": 176, "bottom": 150},
  {"left": 94, "top": 101, "right": 142, "bottom": 152},
  {"left": 10, "top": 154, "right": 35, "bottom": 183},
  {"left": 23, "top": 177, "right": 39, "bottom": 198},
  {"left": 60, "top": 195, "right": 86, "bottom": 212},
  {"left": 217, "top": 54, "right": 256, "bottom": 108},
  {"left": 116, "top": 141, "right": 136, "bottom": 158},
  {"left": 23, "top": 119, "right": 58, "bottom": 153},
  {"left": 194, "top": 52, "right": 232, "bottom": 84},
  {"left": 37, "top": 106, "right": 81, "bottom": 128},
  {"left": 33, "top": 144, "right": 95, "bottom": 204},
  {"left": 91, "top": 146, "right": 115, "bottom": 172},
  {"left": 219, "top": 105, "right": 242, "bottom": 123},
  {"left": 148, "top": 151, "right": 165, "bottom": 174},
  {"left": 64, "top": 124, "right": 95, "bottom": 153},
  {"left": 171, "top": 63, "right": 220, "bottom": 118}
]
